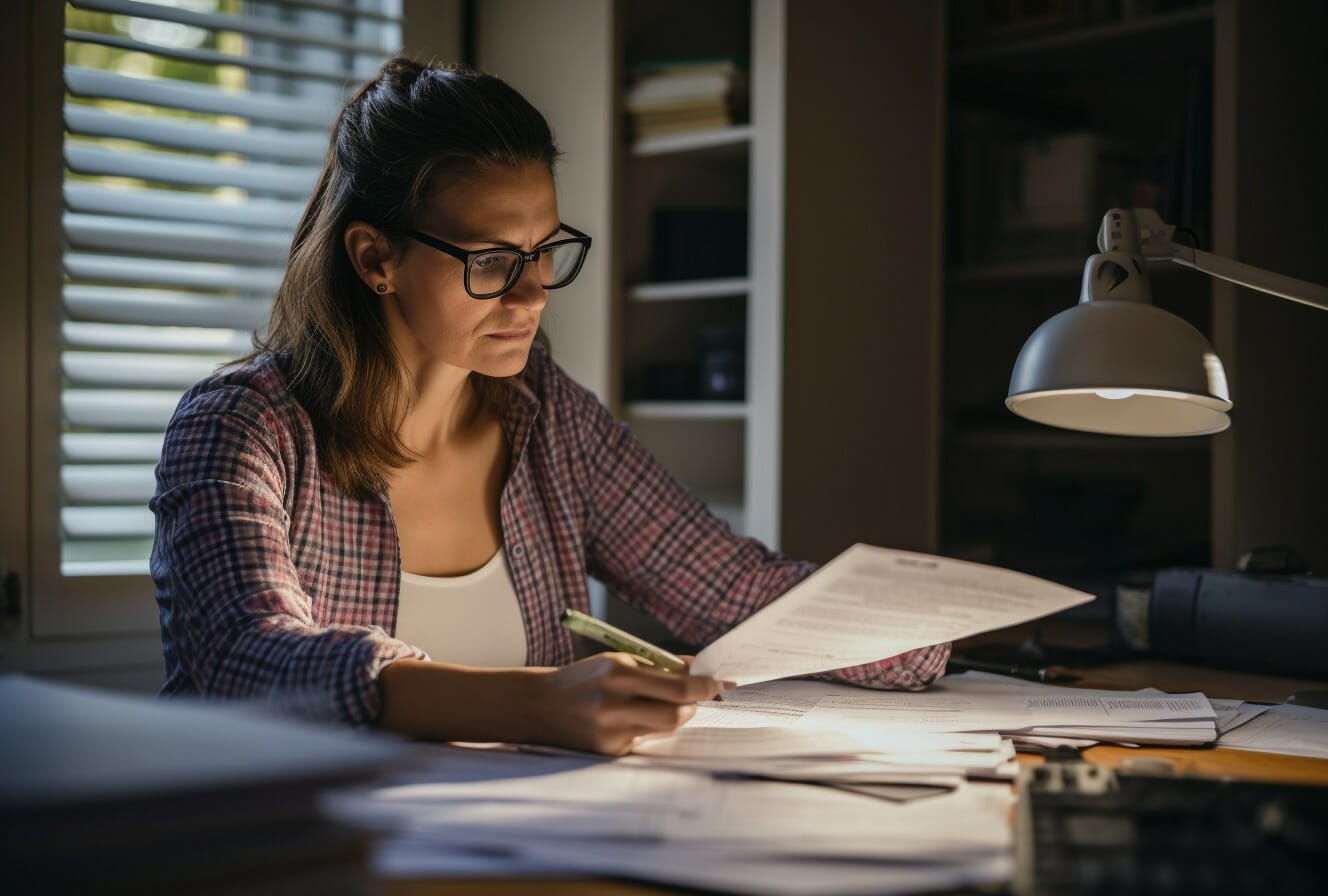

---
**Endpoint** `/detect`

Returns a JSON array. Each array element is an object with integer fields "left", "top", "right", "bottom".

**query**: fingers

[
  {"left": 603, "top": 697, "right": 698, "bottom": 734},
  {"left": 539, "top": 655, "right": 738, "bottom": 756},
  {"left": 594, "top": 653, "right": 728, "bottom": 704}
]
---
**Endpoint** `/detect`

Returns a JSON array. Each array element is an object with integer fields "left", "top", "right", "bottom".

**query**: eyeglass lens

[{"left": 468, "top": 242, "right": 586, "bottom": 297}]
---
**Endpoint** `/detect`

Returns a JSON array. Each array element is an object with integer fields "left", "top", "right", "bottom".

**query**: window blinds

[{"left": 61, "top": 0, "right": 401, "bottom": 576}]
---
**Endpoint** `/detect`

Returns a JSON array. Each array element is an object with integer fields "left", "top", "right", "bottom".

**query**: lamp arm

[{"left": 1167, "top": 242, "right": 1328, "bottom": 313}]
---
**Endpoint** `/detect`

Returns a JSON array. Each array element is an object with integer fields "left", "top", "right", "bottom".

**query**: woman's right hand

[{"left": 529, "top": 653, "right": 731, "bottom": 756}]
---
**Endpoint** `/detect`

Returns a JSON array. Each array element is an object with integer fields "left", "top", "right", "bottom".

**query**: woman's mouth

[{"left": 488, "top": 328, "right": 532, "bottom": 340}]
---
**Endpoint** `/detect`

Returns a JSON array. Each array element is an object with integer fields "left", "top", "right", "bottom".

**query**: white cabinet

[{"left": 616, "top": 0, "right": 783, "bottom": 547}]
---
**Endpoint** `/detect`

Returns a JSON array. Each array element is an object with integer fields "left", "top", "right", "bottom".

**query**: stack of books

[{"left": 626, "top": 58, "right": 748, "bottom": 141}]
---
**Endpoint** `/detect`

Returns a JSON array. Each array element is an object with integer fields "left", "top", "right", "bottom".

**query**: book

[{"left": 626, "top": 57, "right": 749, "bottom": 141}]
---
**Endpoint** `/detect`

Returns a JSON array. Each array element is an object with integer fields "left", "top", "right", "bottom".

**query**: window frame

[
  {"left": 29, "top": 0, "right": 148, "bottom": 641},
  {"left": 0, "top": 1, "right": 36, "bottom": 673},
  {"left": 5, "top": 0, "right": 458, "bottom": 682}
]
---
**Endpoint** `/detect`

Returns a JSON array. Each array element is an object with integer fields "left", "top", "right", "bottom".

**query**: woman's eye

[{"left": 473, "top": 254, "right": 501, "bottom": 270}]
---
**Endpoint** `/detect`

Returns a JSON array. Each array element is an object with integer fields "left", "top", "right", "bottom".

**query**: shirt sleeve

[
  {"left": 552, "top": 363, "right": 949, "bottom": 690},
  {"left": 150, "top": 385, "right": 422, "bottom": 726}
]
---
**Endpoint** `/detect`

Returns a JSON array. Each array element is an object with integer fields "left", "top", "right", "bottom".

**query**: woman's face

[{"left": 384, "top": 162, "right": 559, "bottom": 379}]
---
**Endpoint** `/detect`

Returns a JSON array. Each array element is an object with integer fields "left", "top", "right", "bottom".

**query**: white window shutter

[{"left": 60, "top": 0, "right": 402, "bottom": 578}]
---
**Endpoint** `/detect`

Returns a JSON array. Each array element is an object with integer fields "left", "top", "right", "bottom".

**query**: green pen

[{"left": 560, "top": 608, "right": 687, "bottom": 672}]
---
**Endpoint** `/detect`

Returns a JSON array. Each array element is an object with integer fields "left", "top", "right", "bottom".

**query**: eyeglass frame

[{"left": 406, "top": 223, "right": 593, "bottom": 300}]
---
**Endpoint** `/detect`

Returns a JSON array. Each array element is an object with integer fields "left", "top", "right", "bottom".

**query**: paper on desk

[
  {"left": 631, "top": 681, "right": 1017, "bottom": 774},
  {"left": 327, "top": 744, "right": 1013, "bottom": 855},
  {"left": 1009, "top": 734, "right": 1101, "bottom": 750},
  {"left": 372, "top": 835, "right": 1015, "bottom": 896},
  {"left": 692, "top": 544, "right": 1093, "bottom": 686},
  {"left": 622, "top": 753, "right": 968, "bottom": 789},
  {"left": 634, "top": 721, "right": 1013, "bottom": 773},
  {"left": 328, "top": 743, "right": 1018, "bottom": 895},
  {"left": 1216, "top": 702, "right": 1328, "bottom": 759},
  {"left": 632, "top": 723, "right": 877, "bottom": 759},
  {"left": 798, "top": 687, "right": 1215, "bottom": 730},
  {"left": 1209, "top": 698, "right": 1272, "bottom": 735},
  {"left": 786, "top": 673, "right": 1217, "bottom": 746}
]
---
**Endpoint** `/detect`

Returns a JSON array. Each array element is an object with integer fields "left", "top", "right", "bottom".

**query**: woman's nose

[{"left": 501, "top": 258, "right": 548, "bottom": 308}]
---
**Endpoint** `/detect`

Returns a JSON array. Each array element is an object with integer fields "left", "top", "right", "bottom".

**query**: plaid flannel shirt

[{"left": 150, "top": 344, "right": 950, "bottom": 727}]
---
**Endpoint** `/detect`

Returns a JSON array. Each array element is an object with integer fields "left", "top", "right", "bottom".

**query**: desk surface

[{"left": 377, "top": 658, "right": 1328, "bottom": 896}]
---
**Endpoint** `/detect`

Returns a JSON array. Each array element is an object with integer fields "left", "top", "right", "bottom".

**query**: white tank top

[{"left": 394, "top": 548, "right": 528, "bottom": 667}]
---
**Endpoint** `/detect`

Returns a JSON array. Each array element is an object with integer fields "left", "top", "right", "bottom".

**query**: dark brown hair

[{"left": 252, "top": 59, "right": 559, "bottom": 499}]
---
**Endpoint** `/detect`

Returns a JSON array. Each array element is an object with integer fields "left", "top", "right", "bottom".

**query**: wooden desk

[{"left": 377, "top": 659, "right": 1328, "bottom": 895}]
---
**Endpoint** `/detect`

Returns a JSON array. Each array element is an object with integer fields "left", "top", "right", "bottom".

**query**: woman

[{"left": 150, "top": 59, "right": 949, "bottom": 755}]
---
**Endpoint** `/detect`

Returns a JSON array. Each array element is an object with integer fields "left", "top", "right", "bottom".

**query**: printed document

[
  {"left": 327, "top": 744, "right": 1016, "bottom": 895},
  {"left": 796, "top": 684, "right": 1216, "bottom": 745},
  {"left": 692, "top": 544, "right": 1093, "bottom": 685},
  {"left": 1216, "top": 703, "right": 1328, "bottom": 759}
]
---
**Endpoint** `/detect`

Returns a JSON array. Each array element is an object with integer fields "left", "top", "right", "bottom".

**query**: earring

[{"left": 376, "top": 283, "right": 388, "bottom": 294}]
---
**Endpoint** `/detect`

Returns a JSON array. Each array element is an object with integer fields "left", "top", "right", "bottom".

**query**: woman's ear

[{"left": 343, "top": 221, "right": 399, "bottom": 294}]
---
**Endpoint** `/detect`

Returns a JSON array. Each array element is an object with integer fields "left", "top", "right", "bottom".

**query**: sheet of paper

[
  {"left": 373, "top": 835, "right": 1015, "bottom": 896},
  {"left": 1016, "top": 724, "right": 1216, "bottom": 746},
  {"left": 633, "top": 728, "right": 1014, "bottom": 772},
  {"left": 619, "top": 753, "right": 967, "bottom": 789},
  {"left": 1210, "top": 698, "right": 1272, "bottom": 735},
  {"left": 637, "top": 692, "right": 1012, "bottom": 758},
  {"left": 352, "top": 779, "right": 1016, "bottom": 860},
  {"left": 914, "top": 672, "right": 1219, "bottom": 745},
  {"left": 1216, "top": 703, "right": 1328, "bottom": 759},
  {"left": 797, "top": 688, "right": 1215, "bottom": 732},
  {"left": 630, "top": 679, "right": 1023, "bottom": 767},
  {"left": 326, "top": 744, "right": 1014, "bottom": 857},
  {"left": 1009, "top": 734, "right": 1100, "bottom": 750},
  {"left": 632, "top": 724, "right": 876, "bottom": 759},
  {"left": 692, "top": 544, "right": 1093, "bottom": 685},
  {"left": 330, "top": 742, "right": 1018, "bottom": 895}
]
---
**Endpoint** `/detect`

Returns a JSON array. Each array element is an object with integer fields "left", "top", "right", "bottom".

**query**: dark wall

[{"left": 780, "top": 1, "right": 945, "bottom": 562}]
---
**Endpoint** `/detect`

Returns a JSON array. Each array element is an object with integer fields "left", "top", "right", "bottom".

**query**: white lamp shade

[{"left": 1006, "top": 298, "right": 1232, "bottom": 437}]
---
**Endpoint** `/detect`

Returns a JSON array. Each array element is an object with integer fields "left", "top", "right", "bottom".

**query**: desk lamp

[
  {"left": 1006, "top": 208, "right": 1328, "bottom": 436},
  {"left": 1004, "top": 210, "right": 1328, "bottom": 698}
]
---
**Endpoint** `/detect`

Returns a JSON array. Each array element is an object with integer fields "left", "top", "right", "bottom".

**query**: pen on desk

[
  {"left": 947, "top": 657, "right": 1079, "bottom": 684},
  {"left": 560, "top": 608, "right": 687, "bottom": 673}
]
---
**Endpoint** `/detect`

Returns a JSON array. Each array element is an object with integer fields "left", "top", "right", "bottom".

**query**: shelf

[
  {"left": 946, "top": 257, "right": 1187, "bottom": 286},
  {"left": 630, "top": 124, "right": 753, "bottom": 158},
  {"left": 949, "top": 7, "right": 1213, "bottom": 69},
  {"left": 625, "top": 401, "right": 748, "bottom": 420},
  {"left": 947, "top": 423, "right": 1211, "bottom": 453},
  {"left": 628, "top": 277, "right": 750, "bottom": 302},
  {"left": 946, "top": 259, "right": 1085, "bottom": 284}
]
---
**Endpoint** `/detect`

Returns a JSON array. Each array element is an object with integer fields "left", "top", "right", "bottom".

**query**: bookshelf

[
  {"left": 941, "top": 1, "right": 1218, "bottom": 585},
  {"left": 616, "top": 0, "right": 773, "bottom": 552},
  {"left": 940, "top": 0, "right": 1328, "bottom": 589},
  {"left": 615, "top": 0, "right": 950, "bottom": 581}
]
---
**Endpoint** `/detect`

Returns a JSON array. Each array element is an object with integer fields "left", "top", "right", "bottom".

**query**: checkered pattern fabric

[{"left": 151, "top": 344, "right": 950, "bottom": 727}]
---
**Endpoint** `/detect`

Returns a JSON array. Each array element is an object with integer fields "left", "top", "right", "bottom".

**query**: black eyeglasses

[{"left": 408, "top": 223, "right": 592, "bottom": 300}]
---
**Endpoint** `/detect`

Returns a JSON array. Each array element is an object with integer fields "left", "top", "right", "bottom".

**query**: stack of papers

[
  {"left": 634, "top": 679, "right": 1019, "bottom": 780},
  {"left": 325, "top": 744, "right": 1016, "bottom": 896},
  {"left": 918, "top": 672, "right": 1220, "bottom": 745},
  {"left": 1214, "top": 701, "right": 1328, "bottom": 760},
  {"left": 636, "top": 673, "right": 1217, "bottom": 759}
]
